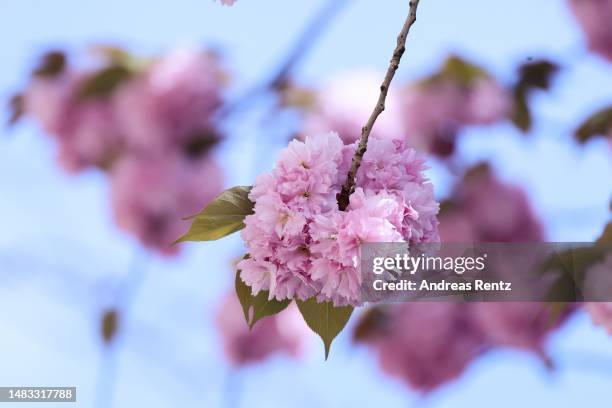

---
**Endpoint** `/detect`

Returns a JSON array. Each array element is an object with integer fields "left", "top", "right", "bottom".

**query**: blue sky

[{"left": 1, "top": 0, "right": 611, "bottom": 407}]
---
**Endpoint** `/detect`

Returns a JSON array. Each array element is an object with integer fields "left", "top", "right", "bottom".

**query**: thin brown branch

[
  {"left": 219, "top": 0, "right": 350, "bottom": 118},
  {"left": 337, "top": 0, "right": 422, "bottom": 211}
]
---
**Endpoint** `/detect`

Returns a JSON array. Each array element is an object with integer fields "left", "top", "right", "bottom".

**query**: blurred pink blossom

[
  {"left": 361, "top": 303, "right": 486, "bottom": 393},
  {"left": 115, "top": 49, "right": 224, "bottom": 154},
  {"left": 401, "top": 77, "right": 510, "bottom": 157},
  {"left": 110, "top": 153, "right": 223, "bottom": 255},
  {"left": 439, "top": 167, "right": 544, "bottom": 243},
  {"left": 471, "top": 302, "right": 563, "bottom": 355},
  {"left": 569, "top": 0, "right": 612, "bottom": 61},
  {"left": 215, "top": 293, "right": 306, "bottom": 367},
  {"left": 24, "top": 73, "right": 124, "bottom": 172},
  {"left": 302, "top": 71, "right": 407, "bottom": 144}
]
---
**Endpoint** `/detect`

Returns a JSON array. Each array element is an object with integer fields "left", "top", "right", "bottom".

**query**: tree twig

[
  {"left": 336, "top": 0, "right": 422, "bottom": 211},
  {"left": 219, "top": 0, "right": 350, "bottom": 117}
]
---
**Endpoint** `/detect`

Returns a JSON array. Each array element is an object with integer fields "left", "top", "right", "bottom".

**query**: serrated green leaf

[
  {"left": 296, "top": 298, "right": 353, "bottom": 360},
  {"left": 77, "top": 66, "right": 132, "bottom": 99},
  {"left": 176, "top": 186, "right": 254, "bottom": 243},
  {"left": 575, "top": 107, "right": 612, "bottom": 144},
  {"left": 235, "top": 266, "right": 291, "bottom": 329}
]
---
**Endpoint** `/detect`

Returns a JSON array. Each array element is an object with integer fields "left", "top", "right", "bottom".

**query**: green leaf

[
  {"left": 352, "top": 306, "right": 388, "bottom": 343},
  {"left": 32, "top": 50, "right": 66, "bottom": 78},
  {"left": 101, "top": 309, "right": 119, "bottom": 344},
  {"left": 235, "top": 266, "right": 291, "bottom": 329},
  {"left": 296, "top": 298, "right": 354, "bottom": 360},
  {"left": 510, "top": 88, "right": 531, "bottom": 132},
  {"left": 516, "top": 59, "right": 559, "bottom": 91},
  {"left": 575, "top": 107, "right": 612, "bottom": 144},
  {"left": 598, "top": 222, "right": 612, "bottom": 244},
  {"left": 510, "top": 59, "right": 559, "bottom": 133},
  {"left": 175, "top": 186, "right": 254, "bottom": 243},
  {"left": 76, "top": 66, "right": 132, "bottom": 99},
  {"left": 7, "top": 93, "right": 24, "bottom": 127},
  {"left": 423, "top": 55, "right": 488, "bottom": 88}
]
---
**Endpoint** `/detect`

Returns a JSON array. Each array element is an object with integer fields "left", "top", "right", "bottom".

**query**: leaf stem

[{"left": 336, "top": 0, "right": 422, "bottom": 211}]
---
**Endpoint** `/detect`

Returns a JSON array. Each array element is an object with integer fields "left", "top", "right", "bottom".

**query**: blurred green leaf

[
  {"left": 7, "top": 93, "right": 24, "bottom": 127},
  {"left": 296, "top": 298, "right": 353, "bottom": 360},
  {"left": 32, "top": 51, "right": 66, "bottom": 78},
  {"left": 101, "top": 309, "right": 119, "bottom": 344},
  {"left": 575, "top": 107, "right": 612, "bottom": 144},
  {"left": 424, "top": 55, "right": 488, "bottom": 88},
  {"left": 175, "top": 186, "right": 254, "bottom": 243},
  {"left": 77, "top": 66, "right": 132, "bottom": 99},
  {"left": 517, "top": 60, "right": 559, "bottom": 91},
  {"left": 598, "top": 222, "right": 612, "bottom": 244},
  {"left": 352, "top": 306, "right": 388, "bottom": 343},
  {"left": 510, "top": 88, "right": 531, "bottom": 132},
  {"left": 182, "top": 130, "right": 221, "bottom": 160},
  {"left": 510, "top": 59, "right": 559, "bottom": 133},
  {"left": 235, "top": 266, "right": 291, "bottom": 329}
]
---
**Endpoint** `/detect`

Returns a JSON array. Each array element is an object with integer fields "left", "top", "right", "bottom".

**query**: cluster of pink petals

[
  {"left": 110, "top": 153, "right": 223, "bottom": 255},
  {"left": 115, "top": 49, "right": 224, "bottom": 154},
  {"left": 237, "top": 132, "right": 439, "bottom": 306},
  {"left": 401, "top": 77, "right": 511, "bottom": 157},
  {"left": 215, "top": 292, "right": 306, "bottom": 366},
  {"left": 301, "top": 71, "right": 509, "bottom": 157},
  {"left": 439, "top": 167, "right": 544, "bottom": 243},
  {"left": 24, "top": 73, "right": 124, "bottom": 172},
  {"left": 361, "top": 301, "right": 569, "bottom": 393},
  {"left": 569, "top": 0, "right": 612, "bottom": 61},
  {"left": 358, "top": 164, "right": 565, "bottom": 392},
  {"left": 363, "top": 303, "right": 485, "bottom": 392},
  {"left": 301, "top": 72, "right": 408, "bottom": 144},
  {"left": 23, "top": 49, "right": 225, "bottom": 253}
]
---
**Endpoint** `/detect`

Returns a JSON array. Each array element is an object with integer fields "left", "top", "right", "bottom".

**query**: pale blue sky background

[{"left": 0, "top": 0, "right": 611, "bottom": 407}]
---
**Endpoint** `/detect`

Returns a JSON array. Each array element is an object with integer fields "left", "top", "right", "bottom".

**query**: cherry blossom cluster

[
  {"left": 299, "top": 61, "right": 510, "bottom": 158},
  {"left": 22, "top": 48, "right": 226, "bottom": 254},
  {"left": 237, "top": 132, "right": 440, "bottom": 306},
  {"left": 358, "top": 301, "right": 570, "bottom": 392},
  {"left": 439, "top": 165, "right": 544, "bottom": 242},
  {"left": 215, "top": 292, "right": 307, "bottom": 366},
  {"left": 569, "top": 0, "right": 612, "bottom": 61}
]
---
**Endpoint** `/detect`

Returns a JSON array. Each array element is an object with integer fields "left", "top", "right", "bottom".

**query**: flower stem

[{"left": 337, "top": 0, "right": 422, "bottom": 211}]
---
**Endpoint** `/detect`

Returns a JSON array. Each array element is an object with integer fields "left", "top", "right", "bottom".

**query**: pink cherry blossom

[
  {"left": 569, "top": 0, "right": 612, "bottom": 61},
  {"left": 24, "top": 72, "right": 125, "bottom": 172},
  {"left": 115, "top": 48, "right": 224, "bottom": 155},
  {"left": 215, "top": 292, "right": 306, "bottom": 367},
  {"left": 110, "top": 153, "right": 223, "bottom": 255},
  {"left": 302, "top": 71, "right": 407, "bottom": 144},
  {"left": 401, "top": 77, "right": 510, "bottom": 157},
  {"left": 439, "top": 167, "right": 544, "bottom": 243},
  {"left": 238, "top": 132, "right": 439, "bottom": 306},
  {"left": 360, "top": 303, "right": 486, "bottom": 393},
  {"left": 471, "top": 302, "right": 566, "bottom": 355}
]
